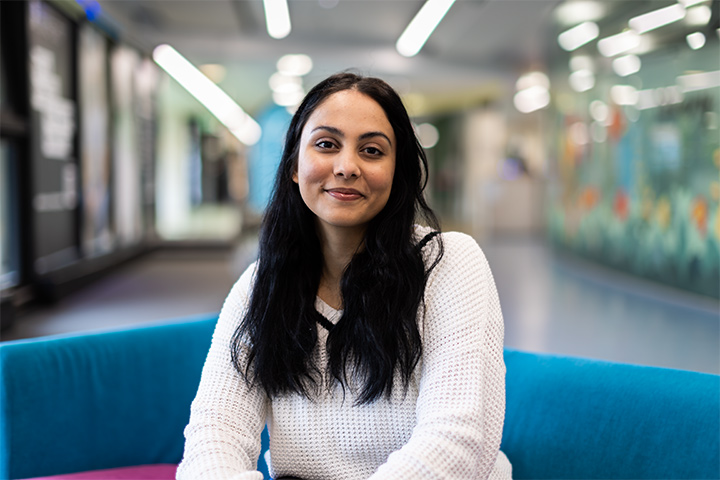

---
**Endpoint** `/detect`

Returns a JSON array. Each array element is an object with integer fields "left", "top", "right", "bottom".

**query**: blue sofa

[{"left": 1, "top": 314, "right": 718, "bottom": 479}]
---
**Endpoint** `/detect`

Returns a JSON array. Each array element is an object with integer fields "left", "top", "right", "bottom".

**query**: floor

[{"left": 3, "top": 234, "right": 718, "bottom": 375}]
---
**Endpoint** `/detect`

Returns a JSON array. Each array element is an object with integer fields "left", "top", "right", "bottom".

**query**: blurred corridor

[
  {"left": 1, "top": 0, "right": 719, "bottom": 375},
  {"left": 3, "top": 231, "right": 717, "bottom": 375}
]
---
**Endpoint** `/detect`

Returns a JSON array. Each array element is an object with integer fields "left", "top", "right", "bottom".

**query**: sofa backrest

[
  {"left": 0, "top": 315, "right": 217, "bottom": 479},
  {"left": 502, "top": 349, "right": 720, "bottom": 479},
  {"left": 2, "top": 318, "right": 718, "bottom": 480}
]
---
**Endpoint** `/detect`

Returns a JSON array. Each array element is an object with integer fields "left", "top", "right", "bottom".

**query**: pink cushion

[{"left": 22, "top": 464, "right": 178, "bottom": 480}]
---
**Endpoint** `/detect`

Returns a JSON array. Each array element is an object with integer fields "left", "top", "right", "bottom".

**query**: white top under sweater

[{"left": 177, "top": 227, "right": 512, "bottom": 480}]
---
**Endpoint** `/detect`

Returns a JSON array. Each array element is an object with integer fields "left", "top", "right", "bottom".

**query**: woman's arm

[
  {"left": 370, "top": 232, "right": 507, "bottom": 479},
  {"left": 177, "top": 264, "right": 268, "bottom": 480}
]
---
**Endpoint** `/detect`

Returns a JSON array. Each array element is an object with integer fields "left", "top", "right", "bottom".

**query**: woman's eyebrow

[
  {"left": 311, "top": 125, "right": 344, "bottom": 137},
  {"left": 359, "top": 131, "right": 392, "bottom": 147},
  {"left": 311, "top": 126, "right": 392, "bottom": 147}
]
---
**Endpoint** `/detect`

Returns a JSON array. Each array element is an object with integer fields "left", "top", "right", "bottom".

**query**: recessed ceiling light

[{"left": 554, "top": 1, "right": 605, "bottom": 26}]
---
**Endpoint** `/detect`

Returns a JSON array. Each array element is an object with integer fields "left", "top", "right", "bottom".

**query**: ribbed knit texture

[{"left": 177, "top": 226, "right": 511, "bottom": 480}]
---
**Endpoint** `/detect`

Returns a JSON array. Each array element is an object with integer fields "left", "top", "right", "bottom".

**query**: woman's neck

[{"left": 316, "top": 224, "right": 365, "bottom": 310}]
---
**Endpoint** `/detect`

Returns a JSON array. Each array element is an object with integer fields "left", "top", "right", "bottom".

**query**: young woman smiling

[{"left": 177, "top": 73, "right": 512, "bottom": 480}]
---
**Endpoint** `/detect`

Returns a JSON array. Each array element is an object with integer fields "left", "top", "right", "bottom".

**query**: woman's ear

[{"left": 292, "top": 171, "right": 298, "bottom": 183}]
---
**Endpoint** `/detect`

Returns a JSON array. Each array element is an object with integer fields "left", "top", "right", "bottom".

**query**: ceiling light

[
  {"left": 263, "top": 0, "right": 291, "bottom": 39},
  {"left": 516, "top": 71, "right": 550, "bottom": 91},
  {"left": 273, "top": 89, "right": 305, "bottom": 107},
  {"left": 598, "top": 30, "right": 641, "bottom": 57},
  {"left": 636, "top": 87, "right": 684, "bottom": 110},
  {"left": 636, "top": 89, "right": 657, "bottom": 110},
  {"left": 513, "top": 86, "right": 550, "bottom": 113},
  {"left": 554, "top": 1, "right": 605, "bottom": 26},
  {"left": 558, "top": 22, "right": 599, "bottom": 51},
  {"left": 612, "top": 55, "right": 641, "bottom": 77},
  {"left": 152, "top": 44, "right": 261, "bottom": 145},
  {"left": 396, "top": 0, "right": 456, "bottom": 57},
  {"left": 678, "top": 0, "right": 706, "bottom": 7},
  {"left": 277, "top": 54, "right": 313, "bottom": 76},
  {"left": 589, "top": 100, "right": 608, "bottom": 122},
  {"left": 611, "top": 85, "right": 639, "bottom": 105},
  {"left": 629, "top": 4, "right": 685, "bottom": 34},
  {"left": 685, "top": 5, "right": 712, "bottom": 26},
  {"left": 569, "top": 69, "right": 595, "bottom": 92},
  {"left": 677, "top": 70, "right": 720, "bottom": 92},
  {"left": 269, "top": 72, "right": 302, "bottom": 92},
  {"left": 686, "top": 32, "right": 706, "bottom": 49},
  {"left": 662, "top": 86, "right": 684, "bottom": 104},
  {"left": 416, "top": 123, "right": 439, "bottom": 149}
]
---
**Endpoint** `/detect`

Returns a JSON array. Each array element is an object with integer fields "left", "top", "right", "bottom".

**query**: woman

[{"left": 177, "top": 72, "right": 512, "bottom": 480}]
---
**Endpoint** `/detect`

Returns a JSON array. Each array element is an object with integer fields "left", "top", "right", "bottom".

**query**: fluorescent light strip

[
  {"left": 611, "top": 85, "right": 639, "bottom": 105},
  {"left": 558, "top": 22, "right": 599, "bottom": 51},
  {"left": 152, "top": 44, "right": 261, "bottom": 145},
  {"left": 396, "top": 0, "right": 456, "bottom": 57},
  {"left": 677, "top": 70, "right": 720, "bottom": 92},
  {"left": 629, "top": 3, "right": 685, "bottom": 34},
  {"left": 612, "top": 55, "right": 641, "bottom": 77},
  {"left": 277, "top": 54, "right": 313, "bottom": 76},
  {"left": 598, "top": 30, "right": 641, "bottom": 57},
  {"left": 263, "top": 0, "right": 291, "bottom": 39}
]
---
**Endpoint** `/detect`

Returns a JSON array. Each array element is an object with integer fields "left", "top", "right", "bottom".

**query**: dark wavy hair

[{"left": 231, "top": 72, "right": 443, "bottom": 404}]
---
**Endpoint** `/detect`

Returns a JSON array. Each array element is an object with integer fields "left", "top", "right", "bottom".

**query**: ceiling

[{"left": 94, "top": 0, "right": 564, "bottom": 116}]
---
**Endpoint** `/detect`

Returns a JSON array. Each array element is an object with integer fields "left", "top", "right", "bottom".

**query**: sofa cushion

[
  {"left": 20, "top": 464, "right": 177, "bottom": 479},
  {"left": 502, "top": 349, "right": 720, "bottom": 479}
]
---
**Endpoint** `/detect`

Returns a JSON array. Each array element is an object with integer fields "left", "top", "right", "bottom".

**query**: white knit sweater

[{"left": 177, "top": 227, "right": 512, "bottom": 480}]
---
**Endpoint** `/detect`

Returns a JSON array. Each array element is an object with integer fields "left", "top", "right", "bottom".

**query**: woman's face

[{"left": 293, "top": 89, "right": 396, "bottom": 239}]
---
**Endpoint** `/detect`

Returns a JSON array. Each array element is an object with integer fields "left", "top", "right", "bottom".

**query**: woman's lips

[{"left": 326, "top": 188, "right": 363, "bottom": 201}]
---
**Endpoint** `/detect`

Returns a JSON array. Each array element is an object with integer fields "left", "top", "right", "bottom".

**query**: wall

[{"left": 547, "top": 21, "right": 719, "bottom": 297}]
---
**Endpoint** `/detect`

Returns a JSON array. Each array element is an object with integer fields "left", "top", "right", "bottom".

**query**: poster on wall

[
  {"left": 79, "top": 23, "right": 112, "bottom": 257},
  {"left": 27, "top": 0, "right": 79, "bottom": 274},
  {"left": 111, "top": 45, "right": 142, "bottom": 247}
]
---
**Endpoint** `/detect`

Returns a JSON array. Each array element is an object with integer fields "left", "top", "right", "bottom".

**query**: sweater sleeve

[
  {"left": 176, "top": 263, "right": 268, "bottom": 480},
  {"left": 369, "top": 232, "right": 506, "bottom": 480}
]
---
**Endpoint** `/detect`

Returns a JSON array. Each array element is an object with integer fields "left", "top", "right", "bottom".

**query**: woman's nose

[{"left": 333, "top": 151, "right": 360, "bottom": 178}]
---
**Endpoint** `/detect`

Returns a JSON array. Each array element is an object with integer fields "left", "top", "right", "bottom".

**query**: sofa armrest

[{"left": 0, "top": 315, "right": 217, "bottom": 480}]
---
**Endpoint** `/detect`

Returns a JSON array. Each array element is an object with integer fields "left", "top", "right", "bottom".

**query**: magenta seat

[{"left": 20, "top": 464, "right": 177, "bottom": 480}]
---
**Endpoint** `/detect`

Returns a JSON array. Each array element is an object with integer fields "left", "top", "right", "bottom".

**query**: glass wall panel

[
  {"left": 111, "top": 45, "right": 143, "bottom": 247},
  {"left": 78, "top": 23, "right": 112, "bottom": 257},
  {"left": 0, "top": 139, "right": 19, "bottom": 289}
]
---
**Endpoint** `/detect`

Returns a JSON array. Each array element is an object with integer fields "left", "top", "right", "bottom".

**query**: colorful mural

[{"left": 548, "top": 39, "right": 719, "bottom": 298}]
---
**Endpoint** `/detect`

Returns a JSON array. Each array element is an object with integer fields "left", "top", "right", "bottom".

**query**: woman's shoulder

[
  {"left": 414, "top": 225, "right": 485, "bottom": 263},
  {"left": 224, "top": 261, "right": 258, "bottom": 305}
]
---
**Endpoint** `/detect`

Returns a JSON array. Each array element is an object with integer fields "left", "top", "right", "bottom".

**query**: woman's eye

[
  {"left": 316, "top": 140, "right": 336, "bottom": 149},
  {"left": 363, "top": 147, "right": 383, "bottom": 156}
]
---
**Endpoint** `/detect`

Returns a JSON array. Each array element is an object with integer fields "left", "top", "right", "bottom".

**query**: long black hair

[{"left": 231, "top": 72, "right": 443, "bottom": 404}]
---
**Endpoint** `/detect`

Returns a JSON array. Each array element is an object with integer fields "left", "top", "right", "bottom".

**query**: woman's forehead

[{"left": 303, "top": 90, "right": 394, "bottom": 138}]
